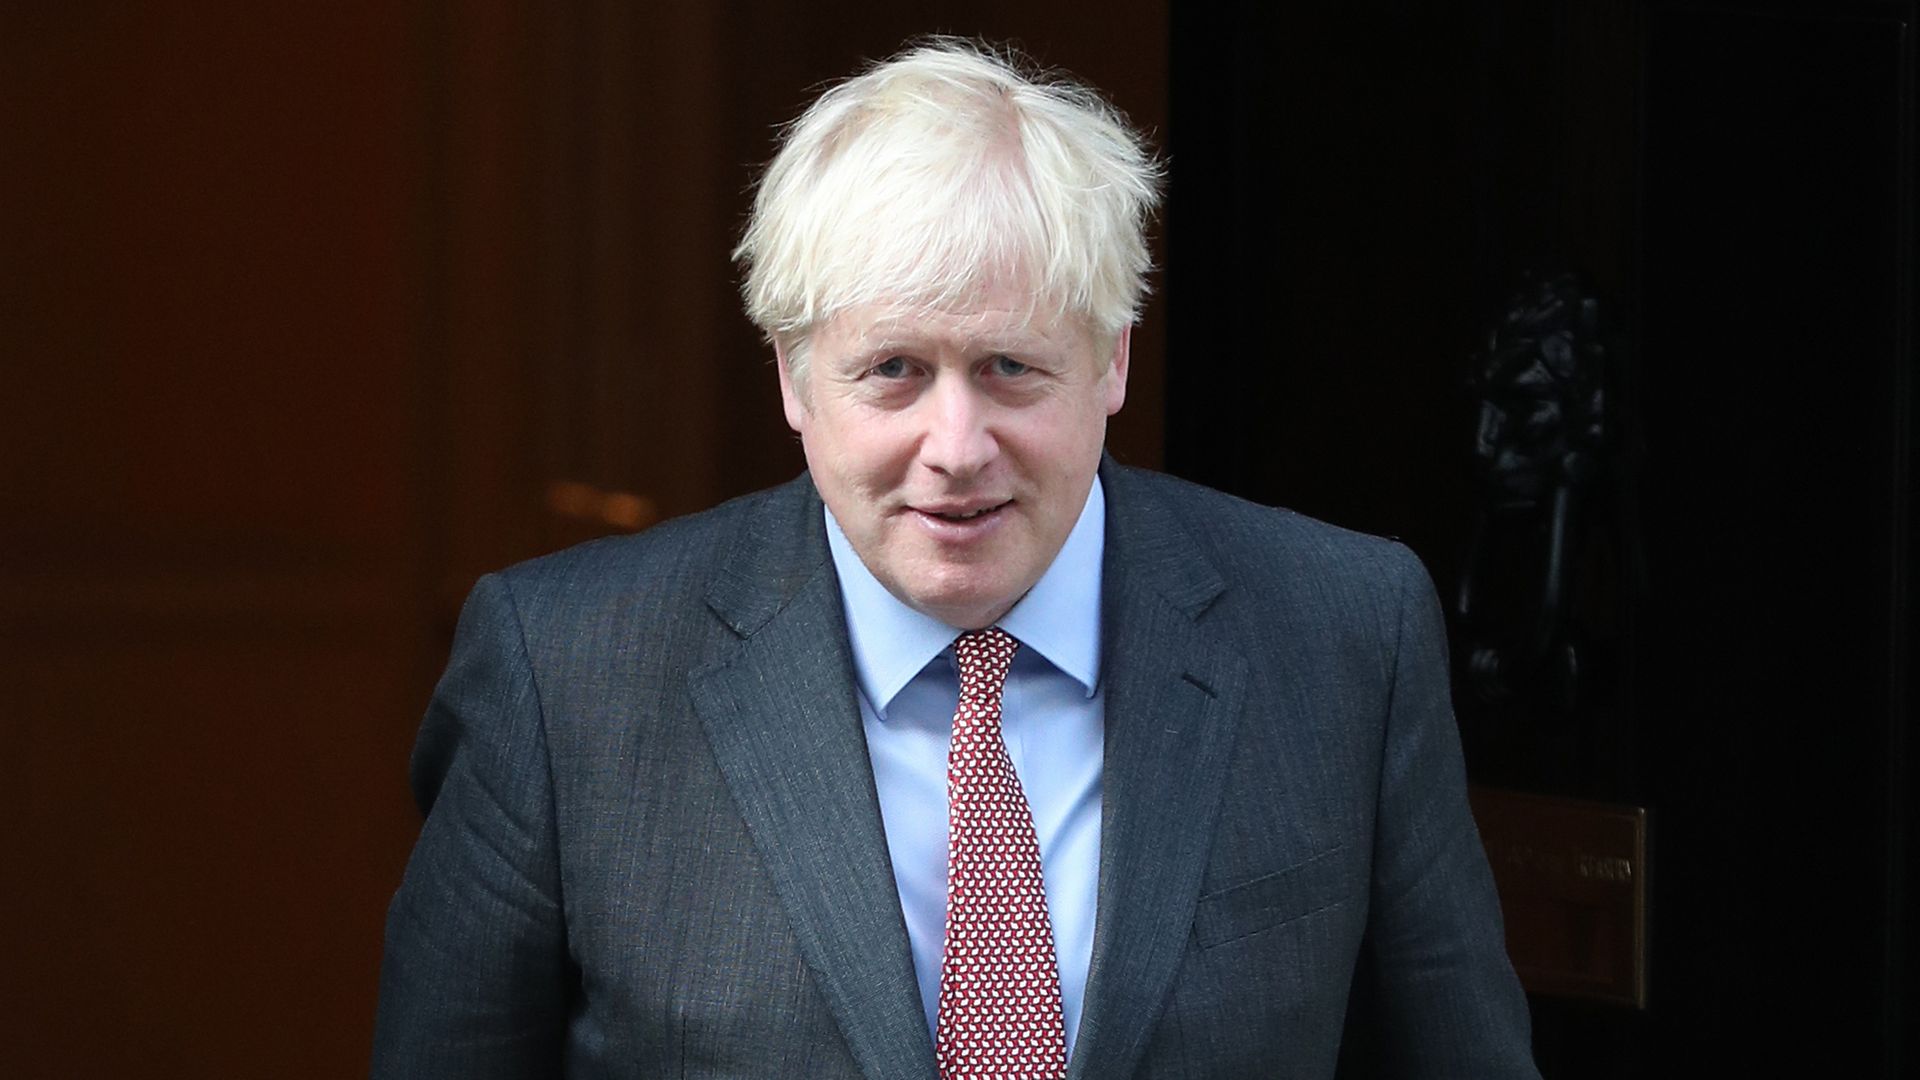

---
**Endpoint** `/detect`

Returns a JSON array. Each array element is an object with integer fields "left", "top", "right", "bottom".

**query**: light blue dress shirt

[{"left": 823, "top": 477, "right": 1106, "bottom": 1058}]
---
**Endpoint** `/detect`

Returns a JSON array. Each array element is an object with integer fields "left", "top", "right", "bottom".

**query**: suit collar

[
  {"left": 1097, "top": 458, "right": 1227, "bottom": 618},
  {"left": 1067, "top": 460, "right": 1247, "bottom": 1080},
  {"left": 693, "top": 473, "right": 938, "bottom": 1080},
  {"left": 701, "top": 473, "right": 831, "bottom": 638}
]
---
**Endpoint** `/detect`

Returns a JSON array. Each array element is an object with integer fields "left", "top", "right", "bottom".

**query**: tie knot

[{"left": 953, "top": 627, "right": 1019, "bottom": 700}]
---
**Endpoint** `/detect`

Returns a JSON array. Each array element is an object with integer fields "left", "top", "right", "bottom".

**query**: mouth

[{"left": 913, "top": 499, "right": 1012, "bottom": 524}]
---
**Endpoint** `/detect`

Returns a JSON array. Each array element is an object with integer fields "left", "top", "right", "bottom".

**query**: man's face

[{"left": 778, "top": 284, "right": 1129, "bottom": 630}]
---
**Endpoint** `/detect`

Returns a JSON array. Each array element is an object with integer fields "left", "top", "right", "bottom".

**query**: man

[{"left": 373, "top": 40, "right": 1539, "bottom": 1079}]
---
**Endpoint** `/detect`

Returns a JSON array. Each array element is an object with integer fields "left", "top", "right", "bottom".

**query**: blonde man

[{"left": 375, "top": 40, "right": 1537, "bottom": 1080}]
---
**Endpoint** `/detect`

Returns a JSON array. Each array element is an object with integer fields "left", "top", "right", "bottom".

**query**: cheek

[
  {"left": 1022, "top": 405, "right": 1110, "bottom": 470},
  {"left": 806, "top": 416, "right": 912, "bottom": 491}
]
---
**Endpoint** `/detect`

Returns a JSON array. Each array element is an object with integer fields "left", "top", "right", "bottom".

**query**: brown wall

[{"left": 0, "top": 4, "right": 1165, "bottom": 1076}]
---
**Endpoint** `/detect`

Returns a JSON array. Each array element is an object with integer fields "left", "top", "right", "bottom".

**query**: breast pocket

[{"left": 1193, "top": 845, "right": 1350, "bottom": 949}]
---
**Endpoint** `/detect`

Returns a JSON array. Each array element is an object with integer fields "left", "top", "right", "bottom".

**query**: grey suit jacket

[{"left": 372, "top": 463, "right": 1538, "bottom": 1079}]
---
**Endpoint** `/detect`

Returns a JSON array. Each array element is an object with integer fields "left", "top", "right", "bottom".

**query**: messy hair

[{"left": 733, "top": 39, "right": 1163, "bottom": 383}]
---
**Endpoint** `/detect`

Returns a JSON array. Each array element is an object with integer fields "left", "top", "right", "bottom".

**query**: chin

[
  {"left": 907, "top": 579, "right": 1025, "bottom": 630},
  {"left": 905, "top": 591, "right": 991, "bottom": 627}
]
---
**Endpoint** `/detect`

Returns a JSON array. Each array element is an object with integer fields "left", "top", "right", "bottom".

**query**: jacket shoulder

[
  {"left": 464, "top": 479, "right": 816, "bottom": 658},
  {"left": 1109, "top": 464, "right": 1425, "bottom": 592},
  {"left": 494, "top": 480, "right": 794, "bottom": 593}
]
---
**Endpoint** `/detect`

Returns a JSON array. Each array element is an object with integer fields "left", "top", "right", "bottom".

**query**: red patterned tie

[{"left": 936, "top": 628, "right": 1069, "bottom": 1080}]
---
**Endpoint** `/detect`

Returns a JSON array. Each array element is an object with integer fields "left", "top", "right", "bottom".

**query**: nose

[{"left": 917, "top": 375, "right": 998, "bottom": 479}]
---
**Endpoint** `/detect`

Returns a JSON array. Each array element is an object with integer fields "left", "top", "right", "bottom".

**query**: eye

[
  {"left": 989, "top": 354, "right": 1031, "bottom": 377},
  {"left": 868, "top": 356, "right": 911, "bottom": 379}
]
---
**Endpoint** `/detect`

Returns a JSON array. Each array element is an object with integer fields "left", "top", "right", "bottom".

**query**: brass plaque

[{"left": 1468, "top": 787, "right": 1648, "bottom": 1008}]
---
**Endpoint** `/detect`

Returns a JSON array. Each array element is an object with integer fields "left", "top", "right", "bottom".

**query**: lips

[{"left": 913, "top": 499, "right": 1012, "bottom": 523}]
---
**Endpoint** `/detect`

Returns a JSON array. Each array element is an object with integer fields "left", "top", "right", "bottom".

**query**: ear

[
  {"left": 1102, "top": 325, "right": 1132, "bottom": 416},
  {"left": 775, "top": 342, "right": 807, "bottom": 433}
]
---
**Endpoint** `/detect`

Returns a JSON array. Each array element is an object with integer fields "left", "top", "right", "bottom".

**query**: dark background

[{"left": 2, "top": 1, "right": 1911, "bottom": 1077}]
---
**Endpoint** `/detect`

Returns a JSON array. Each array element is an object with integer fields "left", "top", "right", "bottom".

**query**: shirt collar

[{"left": 824, "top": 475, "right": 1107, "bottom": 718}]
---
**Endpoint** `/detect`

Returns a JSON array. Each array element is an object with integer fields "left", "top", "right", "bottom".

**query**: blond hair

[{"left": 733, "top": 39, "right": 1163, "bottom": 382}]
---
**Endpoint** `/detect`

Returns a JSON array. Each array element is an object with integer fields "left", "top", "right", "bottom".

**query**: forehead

[{"left": 816, "top": 285, "right": 1092, "bottom": 358}]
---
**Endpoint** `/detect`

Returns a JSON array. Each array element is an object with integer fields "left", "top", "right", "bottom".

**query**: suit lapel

[
  {"left": 689, "top": 477, "right": 936, "bottom": 1080},
  {"left": 1068, "top": 464, "right": 1249, "bottom": 1080}
]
